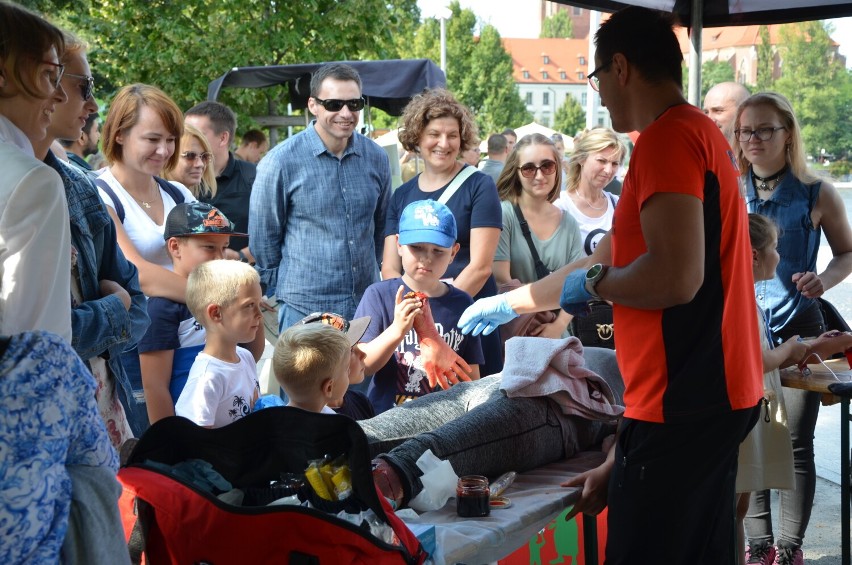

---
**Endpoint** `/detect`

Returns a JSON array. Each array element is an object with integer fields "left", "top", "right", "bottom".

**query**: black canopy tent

[
  {"left": 207, "top": 58, "right": 445, "bottom": 142},
  {"left": 552, "top": 0, "right": 852, "bottom": 104}
]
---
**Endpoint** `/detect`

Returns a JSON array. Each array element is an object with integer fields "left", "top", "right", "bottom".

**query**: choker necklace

[{"left": 753, "top": 165, "right": 788, "bottom": 191}]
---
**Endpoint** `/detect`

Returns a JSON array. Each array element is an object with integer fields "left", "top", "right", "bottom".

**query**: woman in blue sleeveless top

[{"left": 736, "top": 91, "right": 852, "bottom": 564}]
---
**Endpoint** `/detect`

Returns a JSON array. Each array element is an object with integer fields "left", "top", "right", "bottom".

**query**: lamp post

[{"left": 437, "top": 6, "right": 452, "bottom": 74}]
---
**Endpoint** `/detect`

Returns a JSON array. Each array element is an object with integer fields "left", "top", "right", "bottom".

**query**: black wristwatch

[{"left": 584, "top": 263, "right": 609, "bottom": 299}]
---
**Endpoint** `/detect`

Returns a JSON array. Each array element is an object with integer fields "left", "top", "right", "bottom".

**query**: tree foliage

[
  {"left": 755, "top": 25, "right": 774, "bottom": 91},
  {"left": 397, "top": 1, "right": 531, "bottom": 136},
  {"left": 553, "top": 95, "right": 585, "bottom": 137},
  {"left": 540, "top": 10, "right": 572, "bottom": 39},
  {"left": 773, "top": 21, "right": 850, "bottom": 158},
  {"left": 682, "top": 60, "right": 734, "bottom": 100},
  {"left": 25, "top": 0, "right": 420, "bottom": 135}
]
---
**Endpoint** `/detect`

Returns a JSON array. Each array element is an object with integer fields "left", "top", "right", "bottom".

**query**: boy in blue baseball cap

[{"left": 354, "top": 200, "right": 483, "bottom": 414}]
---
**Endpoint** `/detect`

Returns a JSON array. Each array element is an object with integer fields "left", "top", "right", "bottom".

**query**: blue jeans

[
  {"left": 746, "top": 301, "right": 825, "bottom": 549},
  {"left": 117, "top": 346, "right": 150, "bottom": 437}
]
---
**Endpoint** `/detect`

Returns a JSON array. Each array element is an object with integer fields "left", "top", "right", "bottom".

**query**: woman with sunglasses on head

[
  {"left": 735, "top": 92, "right": 852, "bottom": 565},
  {"left": 555, "top": 127, "right": 627, "bottom": 258},
  {"left": 31, "top": 31, "right": 148, "bottom": 449},
  {"left": 0, "top": 2, "right": 72, "bottom": 340},
  {"left": 164, "top": 122, "right": 217, "bottom": 200},
  {"left": 96, "top": 84, "right": 195, "bottom": 302},
  {"left": 382, "top": 88, "right": 504, "bottom": 376},
  {"left": 493, "top": 133, "right": 583, "bottom": 339}
]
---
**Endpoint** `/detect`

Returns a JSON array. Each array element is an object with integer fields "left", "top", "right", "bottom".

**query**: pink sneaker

[
  {"left": 774, "top": 546, "right": 804, "bottom": 565},
  {"left": 746, "top": 543, "right": 776, "bottom": 564}
]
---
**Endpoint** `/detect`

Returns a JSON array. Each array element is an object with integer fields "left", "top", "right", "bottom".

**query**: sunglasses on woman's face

[
  {"left": 518, "top": 160, "right": 558, "bottom": 178},
  {"left": 181, "top": 151, "right": 212, "bottom": 164}
]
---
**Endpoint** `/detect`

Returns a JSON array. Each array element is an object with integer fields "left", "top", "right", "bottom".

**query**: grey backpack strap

[{"left": 437, "top": 166, "right": 478, "bottom": 205}]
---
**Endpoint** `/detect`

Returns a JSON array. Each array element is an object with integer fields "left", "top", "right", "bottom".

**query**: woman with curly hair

[{"left": 381, "top": 88, "right": 503, "bottom": 376}]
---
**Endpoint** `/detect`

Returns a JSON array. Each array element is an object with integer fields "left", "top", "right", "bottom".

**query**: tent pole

[{"left": 687, "top": 0, "right": 703, "bottom": 105}]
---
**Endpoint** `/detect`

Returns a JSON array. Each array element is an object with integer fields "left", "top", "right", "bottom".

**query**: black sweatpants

[{"left": 604, "top": 406, "right": 760, "bottom": 565}]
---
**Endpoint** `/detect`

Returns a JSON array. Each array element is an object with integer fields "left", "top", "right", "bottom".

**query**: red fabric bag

[{"left": 118, "top": 407, "right": 427, "bottom": 565}]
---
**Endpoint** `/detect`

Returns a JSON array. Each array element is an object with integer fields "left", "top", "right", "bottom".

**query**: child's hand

[
  {"left": 391, "top": 285, "right": 422, "bottom": 337},
  {"left": 779, "top": 335, "right": 808, "bottom": 367},
  {"left": 803, "top": 330, "right": 852, "bottom": 364}
]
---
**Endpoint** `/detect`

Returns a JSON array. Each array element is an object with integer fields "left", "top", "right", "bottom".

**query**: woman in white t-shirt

[
  {"left": 97, "top": 84, "right": 195, "bottom": 301},
  {"left": 555, "top": 128, "right": 628, "bottom": 256}
]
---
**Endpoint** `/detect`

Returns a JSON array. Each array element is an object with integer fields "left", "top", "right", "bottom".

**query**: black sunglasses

[
  {"left": 63, "top": 72, "right": 95, "bottom": 101},
  {"left": 300, "top": 312, "right": 349, "bottom": 332},
  {"left": 518, "top": 160, "right": 558, "bottom": 178},
  {"left": 181, "top": 151, "right": 213, "bottom": 164},
  {"left": 313, "top": 97, "right": 365, "bottom": 112}
]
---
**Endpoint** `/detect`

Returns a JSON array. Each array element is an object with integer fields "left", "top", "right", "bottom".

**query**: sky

[{"left": 417, "top": 0, "right": 852, "bottom": 68}]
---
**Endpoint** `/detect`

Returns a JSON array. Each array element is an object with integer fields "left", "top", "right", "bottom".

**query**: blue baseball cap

[{"left": 398, "top": 200, "right": 457, "bottom": 248}]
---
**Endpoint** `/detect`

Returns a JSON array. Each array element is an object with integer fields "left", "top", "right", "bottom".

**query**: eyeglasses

[
  {"left": 518, "top": 160, "right": 558, "bottom": 178},
  {"left": 734, "top": 127, "right": 787, "bottom": 143},
  {"left": 40, "top": 60, "right": 65, "bottom": 91},
  {"left": 180, "top": 151, "right": 213, "bottom": 164},
  {"left": 587, "top": 60, "right": 613, "bottom": 92},
  {"left": 63, "top": 72, "right": 94, "bottom": 101},
  {"left": 300, "top": 312, "right": 349, "bottom": 332},
  {"left": 313, "top": 97, "right": 365, "bottom": 112}
]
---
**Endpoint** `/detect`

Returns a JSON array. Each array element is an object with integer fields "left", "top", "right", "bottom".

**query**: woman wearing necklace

[
  {"left": 382, "top": 88, "right": 503, "bottom": 376},
  {"left": 493, "top": 134, "right": 583, "bottom": 338},
  {"left": 555, "top": 127, "right": 627, "bottom": 257},
  {"left": 735, "top": 91, "right": 852, "bottom": 564},
  {"left": 96, "top": 84, "right": 195, "bottom": 301}
]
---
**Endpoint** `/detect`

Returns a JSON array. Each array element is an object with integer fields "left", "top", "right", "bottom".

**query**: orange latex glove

[{"left": 407, "top": 291, "right": 473, "bottom": 389}]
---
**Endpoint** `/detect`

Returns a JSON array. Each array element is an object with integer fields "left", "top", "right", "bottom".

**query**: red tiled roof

[
  {"left": 501, "top": 37, "right": 592, "bottom": 84},
  {"left": 674, "top": 23, "right": 837, "bottom": 52}
]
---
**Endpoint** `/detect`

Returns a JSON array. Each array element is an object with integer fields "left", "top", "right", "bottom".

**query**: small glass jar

[{"left": 456, "top": 475, "right": 490, "bottom": 517}]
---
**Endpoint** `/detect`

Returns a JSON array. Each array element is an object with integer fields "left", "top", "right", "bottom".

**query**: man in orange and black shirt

[{"left": 459, "top": 7, "right": 762, "bottom": 564}]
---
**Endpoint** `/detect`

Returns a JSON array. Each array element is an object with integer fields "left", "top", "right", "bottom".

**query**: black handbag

[{"left": 570, "top": 300, "right": 615, "bottom": 349}]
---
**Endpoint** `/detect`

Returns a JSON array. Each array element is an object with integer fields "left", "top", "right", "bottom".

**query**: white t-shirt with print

[{"left": 175, "top": 347, "right": 259, "bottom": 428}]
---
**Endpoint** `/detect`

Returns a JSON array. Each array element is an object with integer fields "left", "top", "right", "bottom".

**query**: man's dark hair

[
  {"left": 309, "top": 63, "right": 362, "bottom": 98},
  {"left": 595, "top": 6, "right": 683, "bottom": 89},
  {"left": 185, "top": 100, "right": 237, "bottom": 142},
  {"left": 501, "top": 128, "right": 516, "bottom": 138},
  {"left": 59, "top": 111, "right": 99, "bottom": 148},
  {"left": 240, "top": 128, "right": 266, "bottom": 146},
  {"left": 487, "top": 134, "right": 507, "bottom": 154}
]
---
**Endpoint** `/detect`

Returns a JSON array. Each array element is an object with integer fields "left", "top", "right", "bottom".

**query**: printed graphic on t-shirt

[{"left": 392, "top": 322, "right": 467, "bottom": 405}]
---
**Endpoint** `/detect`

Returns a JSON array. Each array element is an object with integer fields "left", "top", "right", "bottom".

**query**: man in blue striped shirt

[{"left": 249, "top": 63, "right": 392, "bottom": 331}]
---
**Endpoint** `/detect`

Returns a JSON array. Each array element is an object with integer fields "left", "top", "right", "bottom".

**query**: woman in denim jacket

[
  {"left": 34, "top": 35, "right": 149, "bottom": 447},
  {"left": 736, "top": 92, "right": 852, "bottom": 564}
]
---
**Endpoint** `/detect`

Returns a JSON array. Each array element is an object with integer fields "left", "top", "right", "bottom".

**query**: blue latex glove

[
  {"left": 560, "top": 269, "right": 593, "bottom": 317},
  {"left": 458, "top": 294, "right": 518, "bottom": 336}
]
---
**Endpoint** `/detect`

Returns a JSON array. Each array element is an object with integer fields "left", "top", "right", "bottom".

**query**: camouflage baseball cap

[{"left": 163, "top": 202, "right": 246, "bottom": 239}]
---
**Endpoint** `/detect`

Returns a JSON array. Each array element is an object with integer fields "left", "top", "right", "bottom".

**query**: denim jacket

[
  {"left": 45, "top": 151, "right": 149, "bottom": 403},
  {"left": 746, "top": 169, "right": 821, "bottom": 335}
]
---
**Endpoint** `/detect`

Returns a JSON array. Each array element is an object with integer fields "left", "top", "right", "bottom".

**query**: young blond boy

[
  {"left": 355, "top": 200, "right": 482, "bottom": 413},
  {"left": 174, "top": 259, "right": 263, "bottom": 428},
  {"left": 140, "top": 202, "right": 266, "bottom": 424},
  {"left": 273, "top": 323, "right": 353, "bottom": 413}
]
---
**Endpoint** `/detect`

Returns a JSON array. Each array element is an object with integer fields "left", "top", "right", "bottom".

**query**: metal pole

[
  {"left": 687, "top": 0, "right": 703, "bottom": 105},
  {"left": 440, "top": 17, "right": 447, "bottom": 73},
  {"left": 586, "top": 10, "right": 600, "bottom": 130}
]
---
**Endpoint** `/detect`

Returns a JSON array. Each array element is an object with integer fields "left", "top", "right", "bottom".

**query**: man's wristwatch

[{"left": 584, "top": 263, "right": 609, "bottom": 299}]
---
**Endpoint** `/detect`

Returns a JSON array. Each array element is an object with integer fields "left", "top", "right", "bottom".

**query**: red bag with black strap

[{"left": 117, "top": 407, "right": 427, "bottom": 565}]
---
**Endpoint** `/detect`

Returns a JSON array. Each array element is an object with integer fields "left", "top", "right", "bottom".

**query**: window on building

[
  {"left": 572, "top": 6, "right": 582, "bottom": 15},
  {"left": 581, "top": 92, "right": 587, "bottom": 105},
  {"left": 525, "top": 92, "right": 532, "bottom": 105},
  {"left": 543, "top": 92, "right": 550, "bottom": 106},
  {"left": 542, "top": 70, "right": 549, "bottom": 79},
  {"left": 542, "top": 115, "right": 551, "bottom": 127},
  {"left": 523, "top": 70, "right": 530, "bottom": 79},
  {"left": 560, "top": 71, "right": 567, "bottom": 80},
  {"left": 543, "top": 55, "right": 550, "bottom": 64},
  {"left": 577, "top": 71, "right": 584, "bottom": 80},
  {"left": 597, "top": 117, "right": 604, "bottom": 126},
  {"left": 579, "top": 56, "right": 586, "bottom": 66}
]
